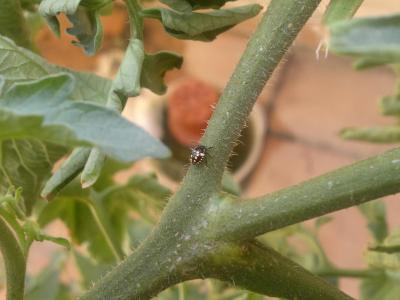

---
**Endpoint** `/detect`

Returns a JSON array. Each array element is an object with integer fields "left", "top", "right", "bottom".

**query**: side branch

[
  {"left": 204, "top": 241, "right": 354, "bottom": 300},
  {"left": 215, "top": 147, "right": 400, "bottom": 241}
]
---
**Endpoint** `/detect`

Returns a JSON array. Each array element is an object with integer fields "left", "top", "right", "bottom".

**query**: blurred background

[{"left": 4, "top": 0, "right": 400, "bottom": 299}]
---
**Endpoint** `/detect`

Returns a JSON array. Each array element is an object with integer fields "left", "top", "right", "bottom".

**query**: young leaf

[
  {"left": 329, "top": 14, "right": 400, "bottom": 67},
  {"left": 41, "top": 147, "right": 91, "bottom": 200},
  {"left": 66, "top": 7, "right": 103, "bottom": 55},
  {"left": 340, "top": 126, "right": 400, "bottom": 143},
  {"left": 323, "top": 0, "right": 364, "bottom": 25},
  {"left": 0, "top": 74, "right": 171, "bottom": 162},
  {"left": 141, "top": 4, "right": 262, "bottom": 41},
  {"left": 80, "top": 148, "right": 105, "bottom": 189},
  {"left": 141, "top": 51, "right": 183, "bottom": 95},
  {"left": 0, "top": 35, "right": 111, "bottom": 103},
  {"left": 39, "top": 0, "right": 110, "bottom": 53},
  {"left": 358, "top": 200, "right": 388, "bottom": 243}
]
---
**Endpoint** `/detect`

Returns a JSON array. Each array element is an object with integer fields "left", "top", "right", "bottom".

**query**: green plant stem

[
  {"left": 215, "top": 147, "right": 400, "bottom": 241},
  {"left": 204, "top": 241, "right": 354, "bottom": 300},
  {"left": 0, "top": 216, "right": 26, "bottom": 300},
  {"left": 81, "top": 1, "right": 324, "bottom": 299},
  {"left": 323, "top": 0, "right": 365, "bottom": 25},
  {"left": 316, "top": 268, "right": 380, "bottom": 278},
  {"left": 197, "top": 0, "right": 322, "bottom": 190}
]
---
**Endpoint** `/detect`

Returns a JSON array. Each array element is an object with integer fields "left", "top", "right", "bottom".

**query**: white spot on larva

[
  {"left": 176, "top": 257, "right": 182, "bottom": 262},
  {"left": 392, "top": 159, "right": 400, "bottom": 164}
]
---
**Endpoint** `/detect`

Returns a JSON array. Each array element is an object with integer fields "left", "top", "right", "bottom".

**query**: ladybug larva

[{"left": 190, "top": 145, "right": 208, "bottom": 165}]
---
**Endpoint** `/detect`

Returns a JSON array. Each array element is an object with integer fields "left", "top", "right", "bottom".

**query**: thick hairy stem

[
  {"left": 0, "top": 217, "right": 26, "bottom": 300},
  {"left": 215, "top": 147, "right": 400, "bottom": 241},
  {"left": 196, "top": 0, "right": 322, "bottom": 190},
  {"left": 81, "top": 0, "right": 322, "bottom": 299},
  {"left": 204, "top": 241, "right": 354, "bottom": 300}
]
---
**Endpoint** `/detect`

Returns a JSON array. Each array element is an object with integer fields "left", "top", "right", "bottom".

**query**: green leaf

[
  {"left": 41, "top": 147, "right": 91, "bottom": 200},
  {"left": 340, "top": 126, "right": 400, "bottom": 143},
  {"left": 25, "top": 254, "right": 69, "bottom": 300},
  {"left": 38, "top": 195, "right": 121, "bottom": 262},
  {"left": 361, "top": 271, "right": 400, "bottom": 300},
  {"left": 380, "top": 95, "right": 400, "bottom": 116},
  {"left": 0, "top": 0, "right": 33, "bottom": 49},
  {"left": 74, "top": 251, "right": 112, "bottom": 288},
  {"left": 358, "top": 200, "right": 388, "bottom": 243},
  {"left": 329, "top": 14, "right": 400, "bottom": 67},
  {"left": 0, "top": 35, "right": 111, "bottom": 104},
  {"left": 80, "top": 148, "right": 106, "bottom": 189},
  {"left": 141, "top": 51, "right": 183, "bottom": 95},
  {"left": 323, "top": 0, "right": 364, "bottom": 25},
  {"left": 39, "top": 0, "right": 109, "bottom": 53},
  {"left": 66, "top": 7, "right": 103, "bottom": 55},
  {"left": 160, "top": 0, "right": 236, "bottom": 13},
  {"left": 142, "top": 4, "right": 262, "bottom": 41},
  {"left": 0, "top": 139, "right": 65, "bottom": 214},
  {"left": 113, "top": 39, "right": 144, "bottom": 97},
  {"left": 0, "top": 74, "right": 171, "bottom": 162}
]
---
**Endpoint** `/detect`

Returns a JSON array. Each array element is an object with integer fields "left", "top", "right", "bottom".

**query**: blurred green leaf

[
  {"left": 113, "top": 39, "right": 144, "bottom": 97},
  {"left": 340, "top": 126, "right": 400, "bottom": 143},
  {"left": 0, "top": 35, "right": 111, "bottom": 103},
  {"left": 329, "top": 14, "right": 400, "bottom": 68},
  {"left": 142, "top": 4, "right": 262, "bottom": 41},
  {"left": 0, "top": 74, "right": 170, "bottom": 162},
  {"left": 66, "top": 7, "right": 103, "bottom": 55},
  {"left": 38, "top": 194, "right": 121, "bottom": 262},
  {"left": 366, "top": 231, "right": 400, "bottom": 270},
  {"left": 160, "top": 0, "right": 236, "bottom": 13},
  {"left": 38, "top": 0, "right": 110, "bottom": 53},
  {"left": 74, "top": 251, "right": 112, "bottom": 288},
  {"left": 380, "top": 95, "right": 400, "bottom": 116},
  {"left": 361, "top": 270, "right": 400, "bottom": 300},
  {"left": 141, "top": 51, "right": 183, "bottom": 95},
  {"left": 25, "top": 254, "right": 72, "bottom": 300},
  {"left": 315, "top": 216, "right": 333, "bottom": 229},
  {"left": 0, "top": 0, "right": 33, "bottom": 49},
  {"left": 0, "top": 139, "right": 65, "bottom": 214},
  {"left": 358, "top": 200, "right": 388, "bottom": 243},
  {"left": 323, "top": 0, "right": 364, "bottom": 25}
]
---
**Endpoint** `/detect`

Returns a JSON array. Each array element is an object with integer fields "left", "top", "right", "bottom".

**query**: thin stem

[
  {"left": 214, "top": 147, "right": 400, "bottom": 241},
  {"left": 0, "top": 216, "right": 26, "bottom": 300}
]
